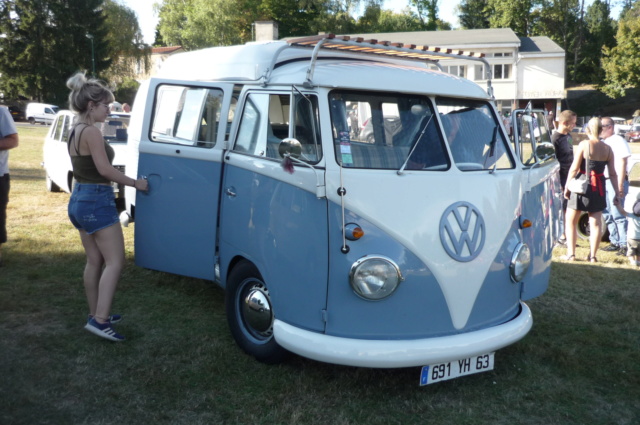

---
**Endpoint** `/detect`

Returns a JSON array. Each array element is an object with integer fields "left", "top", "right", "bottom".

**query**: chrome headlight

[
  {"left": 510, "top": 243, "right": 531, "bottom": 283},
  {"left": 349, "top": 256, "right": 403, "bottom": 300}
]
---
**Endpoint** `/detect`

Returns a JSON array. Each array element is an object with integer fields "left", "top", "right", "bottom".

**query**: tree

[
  {"left": 601, "top": 2, "right": 640, "bottom": 97},
  {"left": 103, "top": 0, "right": 151, "bottom": 88},
  {"left": 0, "top": 0, "right": 108, "bottom": 105},
  {"left": 486, "top": 0, "right": 539, "bottom": 36},
  {"left": 577, "top": 0, "right": 615, "bottom": 84},
  {"left": 356, "top": 4, "right": 424, "bottom": 32},
  {"left": 410, "top": 0, "right": 451, "bottom": 30},
  {"left": 457, "top": 0, "right": 490, "bottom": 29}
]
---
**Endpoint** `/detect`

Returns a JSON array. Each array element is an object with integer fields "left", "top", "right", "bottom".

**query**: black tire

[
  {"left": 225, "top": 260, "right": 288, "bottom": 364},
  {"left": 28, "top": 117, "right": 35, "bottom": 125},
  {"left": 576, "top": 212, "right": 609, "bottom": 241},
  {"left": 45, "top": 174, "right": 61, "bottom": 192}
]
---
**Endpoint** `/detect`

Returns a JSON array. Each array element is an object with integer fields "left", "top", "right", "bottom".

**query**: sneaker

[
  {"left": 84, "top": 318, "right": 125, "bottom": 342},
  {"left": 616, "top": 246, "right": 627, "bottom": 256},
  {"left": 88, "top": 314, "right": 122, "bottom": 324},
  {"left": 601, "top": 244, "right": 619, "bottom": 252}
]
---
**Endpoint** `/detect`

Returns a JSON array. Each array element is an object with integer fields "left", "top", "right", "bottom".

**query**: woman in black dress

[{"left": 563, "top": 117, "right": 621, "bottom": 262}]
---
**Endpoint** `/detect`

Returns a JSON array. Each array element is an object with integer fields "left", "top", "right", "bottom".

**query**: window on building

[
  {"left": 493, "top": 64, "right": 512, "bottom": 80},
  {"left": 493, "top": 52, "right": 513, "bottom": 57},
  {"left": 474, "top": 65, "right": 485, "bottom": 81},
  {"left": 443, "top": 65, "right": 466, "bottom": 78}
]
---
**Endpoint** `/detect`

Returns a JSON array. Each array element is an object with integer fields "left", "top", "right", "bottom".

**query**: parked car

[
  {"left": 8, "top": 105, "right": 25, "bottom": 121},
  {"left": 42, "top": 110, "right": 130, "bottom": 209},
  {"left": 26, "top": 102, "right": 59, "bottom": 125},
  {"left": 625, "top": 124, "right": 640, "bottom": 143},
  {"left": 610, "top": 116, "right": 631, "bottom": 136},
  {"left": 359, "top": 115, "right": 402, "bottom": 144}
]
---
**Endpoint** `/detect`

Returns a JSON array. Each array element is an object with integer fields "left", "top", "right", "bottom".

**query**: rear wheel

[
  {"left": 45, "top": 174, "right": 60, "bottom": 192},
  {"left": 225, "top": 260, "right": 288, "bottom": 364},
  {"left": 576, "top": 212, "right": 609, "bottom": 241},
  {"left": 28, "top": 117, "right": 35, "bottom": 125}
]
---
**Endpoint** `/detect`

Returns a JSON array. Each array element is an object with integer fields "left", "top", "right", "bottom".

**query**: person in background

[
  {"left": 0, "top": 106, "right": 19, "bottom": 267},
  {"left": 66, "top": 72, "right": 148, "bottom": 342},
  {"left": 563, "top": 117, "right": 620, "bottom": 263},
  {"left": 599, "top": 116, "right": 631, "bottom": 255},
  {"left": 615, "top": 191, "right": 640, "bottom": 267},
  {"left": 551, "top": 110, "right": 577, "bottom": 245},
  {"left": 122, "top": 103, "right": 131, "bottom": 113}
]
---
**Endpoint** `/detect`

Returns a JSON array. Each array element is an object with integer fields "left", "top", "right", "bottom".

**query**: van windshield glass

[
  {"left": 329, "top": 90, "right": 449, "bottom": 170},
  {"left": 436, "top": 97, "right": 514, "bottom": 171}
]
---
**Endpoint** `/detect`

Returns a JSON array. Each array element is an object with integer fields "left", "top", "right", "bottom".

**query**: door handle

[{"left": 225, "top": 187, "right": 236, "bottom": 197}]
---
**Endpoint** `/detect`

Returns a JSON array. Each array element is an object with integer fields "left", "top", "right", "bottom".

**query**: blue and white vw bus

[{"left": 124, "top": 35, "right": 562, "bottom": 384}]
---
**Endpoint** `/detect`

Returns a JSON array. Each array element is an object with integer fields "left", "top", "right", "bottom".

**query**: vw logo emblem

[{"left": 439, "top": 201, "right": 486, "bottom": 262}]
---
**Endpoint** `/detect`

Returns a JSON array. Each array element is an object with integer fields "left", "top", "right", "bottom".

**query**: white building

[{"left": 337, "top": 28, "right": 565, "bottom": 117}]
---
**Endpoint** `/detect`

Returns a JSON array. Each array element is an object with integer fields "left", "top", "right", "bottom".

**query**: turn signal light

[
  {"left": 345, "top": 223, "right": 364, "bottom": 240},
  {"left": 520, "top": 217, "right": 532, "bottom": 229}
]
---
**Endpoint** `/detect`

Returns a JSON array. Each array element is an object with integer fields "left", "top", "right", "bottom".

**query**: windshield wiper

[{"left": 398, "top": 115, "right": 433, "bottom": 175}]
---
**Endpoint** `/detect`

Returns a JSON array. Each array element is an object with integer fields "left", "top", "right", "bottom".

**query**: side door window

[
  {"left": 511, "top": 110, "right": 554, "bottom": 166},
  {"left": 151, "top": 85, "right": 223, "bottom": 148}
]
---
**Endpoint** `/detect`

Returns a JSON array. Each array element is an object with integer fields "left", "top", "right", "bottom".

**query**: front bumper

[{"left": 274, "top": 301, "right": 533, "bottom": 368}]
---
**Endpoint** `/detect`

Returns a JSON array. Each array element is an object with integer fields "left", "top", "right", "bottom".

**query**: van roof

[{"left": 156, "top": 34, "right": 492, "bottom": 100}]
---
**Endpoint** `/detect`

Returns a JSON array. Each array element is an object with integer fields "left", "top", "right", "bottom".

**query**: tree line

[{"left": 0, "top": 0, "right": 638, "bottom": 107}]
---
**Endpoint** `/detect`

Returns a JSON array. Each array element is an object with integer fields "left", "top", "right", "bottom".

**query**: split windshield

[{"left": 329, "top": 91, "right": 514, "bottom": 171}]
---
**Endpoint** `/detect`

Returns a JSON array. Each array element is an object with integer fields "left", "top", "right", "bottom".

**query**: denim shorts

[{"left": 68, "top": 184, "right": 119, "bottom": 234}]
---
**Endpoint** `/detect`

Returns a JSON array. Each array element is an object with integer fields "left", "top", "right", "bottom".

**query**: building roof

[
  {"left": 518, "top": 36, "right": 564, "bottom": 54},
  {"left": 152, "top": 46, "right": 184, "bottom": 55}
]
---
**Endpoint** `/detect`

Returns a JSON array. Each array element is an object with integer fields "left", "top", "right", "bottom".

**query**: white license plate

[{"left": 420, "top": 352, "right": 495, "bottom": 385}]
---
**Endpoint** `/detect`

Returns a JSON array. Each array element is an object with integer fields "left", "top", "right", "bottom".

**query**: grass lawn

[{"left": 0, "top": 125, "right": 638, "bottom": 425}]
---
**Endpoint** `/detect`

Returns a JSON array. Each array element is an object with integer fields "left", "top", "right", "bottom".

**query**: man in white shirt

[
  {"left": 600, "top": 116, "right": 631, "bottom": 254},
  {"left": 0, "top": 106, "right": 19, "bottom": 266}
]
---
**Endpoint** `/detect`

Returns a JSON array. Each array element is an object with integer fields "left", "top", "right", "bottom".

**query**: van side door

[
  {"left": 219, "top": 90, "right": 329, "bottom": 333},
  {"left": 512, "top": 109, "right": 562, "bottom": 299},
  {"left": 134, "top": 80, "right": 234, "bottom": 280}
]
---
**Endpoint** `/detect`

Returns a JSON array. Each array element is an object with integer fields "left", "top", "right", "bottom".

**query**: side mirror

[
  {"left": 279, "top": 138, "right": 302, "bottom": 159},
  {"left": 535, "top": 142, "right": 555, "bottom": 161}
]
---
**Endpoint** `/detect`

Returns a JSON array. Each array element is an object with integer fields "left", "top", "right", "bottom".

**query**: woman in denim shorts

[{"left": 67, "top": 72, "right": 148, "bottom": 342}]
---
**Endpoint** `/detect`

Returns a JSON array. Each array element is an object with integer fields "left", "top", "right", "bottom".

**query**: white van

[
  {"left": 124, "top": 35, "right": 562, "bottom": 384},
  {"left": 42, "top": 110, "right": 130, "bottom": 208},
  {"left": 26, "top": 102, "right": 59, "bottom": 125}
]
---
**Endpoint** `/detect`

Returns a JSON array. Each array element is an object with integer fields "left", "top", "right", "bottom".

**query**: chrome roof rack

[{"left": 268, "top": 34, "right": 493, "bottom": 98}]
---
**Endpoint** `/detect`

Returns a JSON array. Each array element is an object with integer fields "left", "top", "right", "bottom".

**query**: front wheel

[{"left": 225, "top": 260, "right": 288, "bottom": 364}]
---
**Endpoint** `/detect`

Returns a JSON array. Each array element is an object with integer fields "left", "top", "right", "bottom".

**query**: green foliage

[
  {"left": 0, "top": 0, "right": 108, "bottom": 105},
  {"left": 0, "top": 0, "right": 150, "bottom": 107},
  {"left": 575, "top": 0, "right": 616, "bottom": 84},
  {"left": 457, "top": 0, "right": 490, "bottom": 29},
  {"left": 487, "top": 0, "right": 539, "bottom": 36},
  {"left": 601, "top": 2, "right": 640, "bottom": 98},
  {"left": 113, "top": 77, "right": 140, "bottom": 107},
  {"left": 102, "top": 0, "right": 151, "bottom": 85}
]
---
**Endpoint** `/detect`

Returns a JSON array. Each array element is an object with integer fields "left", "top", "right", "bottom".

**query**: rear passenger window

[{"left": 150, "top": 85, "right": 223, "bottom": 148}]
